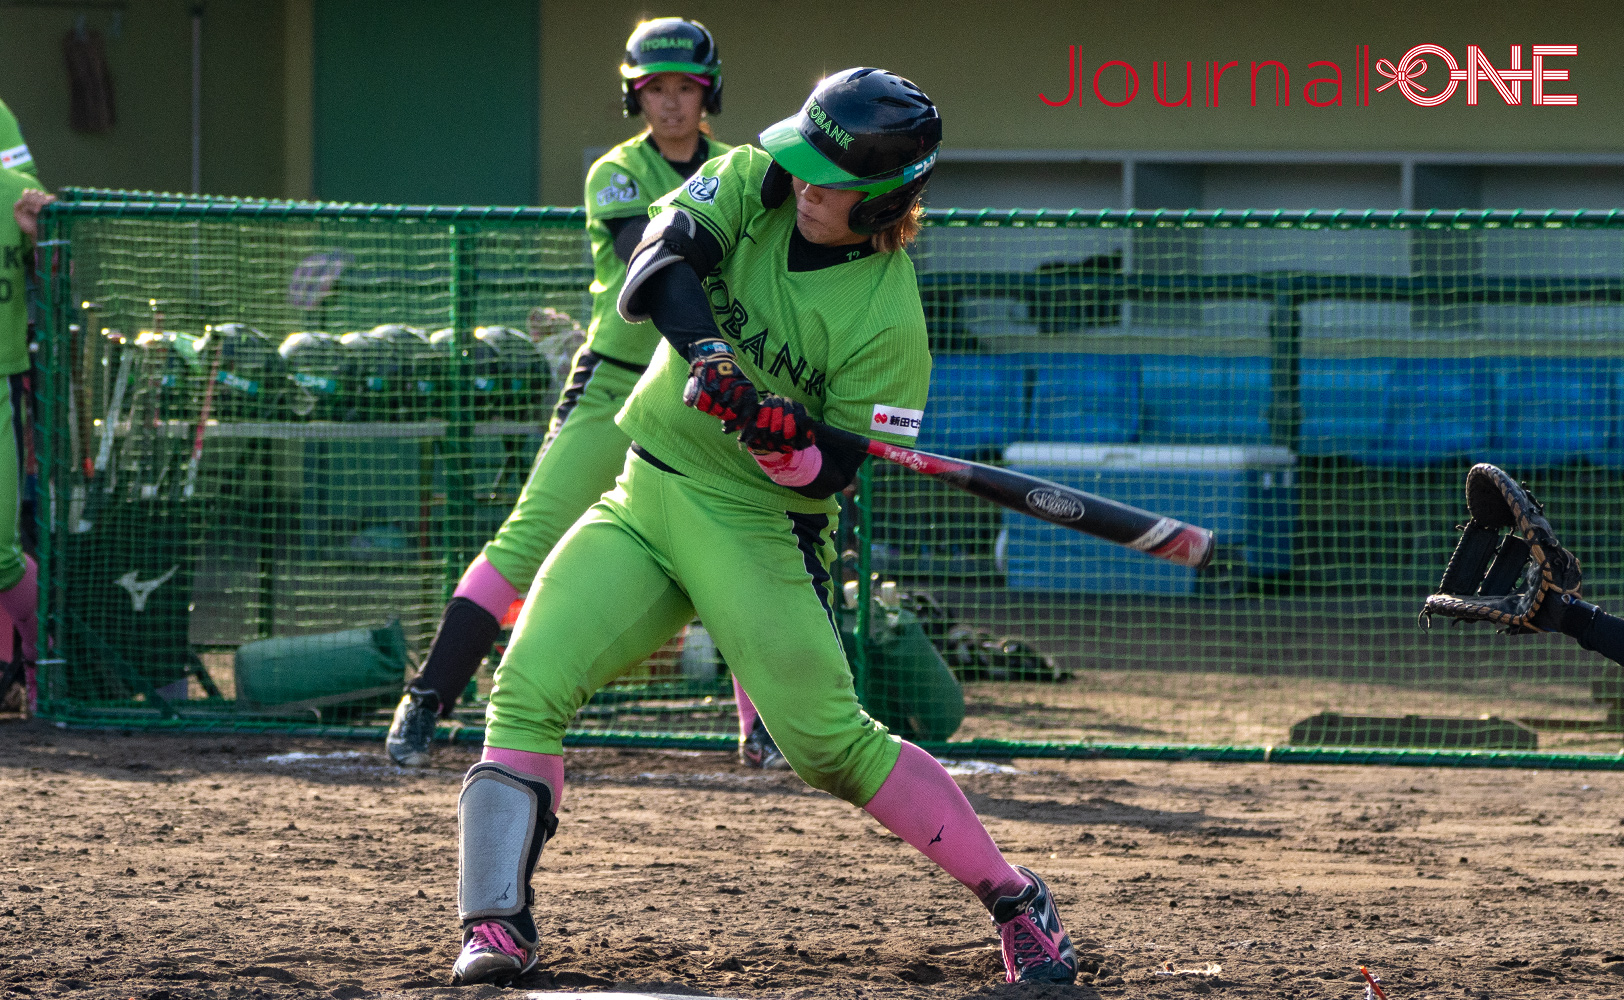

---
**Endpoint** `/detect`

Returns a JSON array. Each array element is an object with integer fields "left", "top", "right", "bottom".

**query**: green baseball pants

[
  {"left": 486, "top": 451, "right": 901, "bottom": 806},
  {"left": 480, "top": 346, "right": 644, "bottom": 591}
]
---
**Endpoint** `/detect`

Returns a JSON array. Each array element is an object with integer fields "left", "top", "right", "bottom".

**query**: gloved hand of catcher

[
  {"left": 682, "top": 337, "right": 757, "bottom": 432},
  {"left": 1419, "top": 463, "right": 1583, "bottom": 634},
  {"left": 738, "top": 394, "right": 815, "bottom": 455}
]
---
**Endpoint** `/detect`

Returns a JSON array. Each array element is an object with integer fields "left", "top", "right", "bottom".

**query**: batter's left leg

[{"left": 668, "top": 491, "right": 1076, "bottom": 984}]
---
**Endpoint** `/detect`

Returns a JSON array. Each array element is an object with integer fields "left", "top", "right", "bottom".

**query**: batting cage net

[{"left": 29, "top": 194, "right": 1624, "bottom": 767}]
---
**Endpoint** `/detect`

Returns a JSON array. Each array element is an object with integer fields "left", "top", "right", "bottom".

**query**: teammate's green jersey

[
  {"left": 585, "top": 133, "right": 731, "bottom": 366},
  {"left": 0, "top": 167, "right": 34, "bottom": 376},
  {"left": 0, "top": 99, "right": 37, "bottom": 178},
  {"left": 617, "top": 144, "right": 932, "bottom": 516}
]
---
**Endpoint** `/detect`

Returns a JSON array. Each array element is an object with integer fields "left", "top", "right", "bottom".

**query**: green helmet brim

[
  {"left": 759, "top": 116, "right": 861, "bottom": 187},
  {"left": 759, "top": 115, "right": 923, "bottom": 198},
  {"left": 621, "top": 61, "right": 717, "bottom": 81}
]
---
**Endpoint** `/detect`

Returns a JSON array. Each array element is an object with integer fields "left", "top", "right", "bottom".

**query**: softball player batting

[
  {"left": 451, "top": 68, "right": 1077, "bottom": 987},
  {"left": 387, "top": 17, "right": 783, "bottom": 770}
]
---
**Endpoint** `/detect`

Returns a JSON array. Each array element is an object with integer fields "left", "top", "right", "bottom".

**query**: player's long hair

[{"left": 872, "top": 200, "right": 923, "bottom": 254}]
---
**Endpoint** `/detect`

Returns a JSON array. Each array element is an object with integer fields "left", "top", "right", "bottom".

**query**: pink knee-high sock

[
  {"left": 733, "top": 676, "right": 759, "bottom": 739},
  {"left": 0, "top": 554, "right": 38, "bottom": 660},
  {"left": 454, "top": 554, "right": 521, "bottom": 621},
  {"left": 863, "top": 741, "right": 1029, "bottom": 908},
  {"left": 482, "top": 746, "right": 565, "bottom": 812}
]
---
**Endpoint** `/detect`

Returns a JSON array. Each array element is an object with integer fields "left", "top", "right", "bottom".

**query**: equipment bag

[
  {"left": 234, "top": 619, "right": 407, "bottom": 718},
  {"left": 842, "top": 605, "right": 965, "bottom": 742}
]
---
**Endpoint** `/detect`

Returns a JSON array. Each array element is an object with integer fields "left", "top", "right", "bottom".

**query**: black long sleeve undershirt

[
  {"left": 605, "top": 216, "right": 643, "bottom": 264},
  {"left": 1559, "top": 599, "right": 1624, "bottom": 667},
  {"left": 641, "top": 259, "right": 865, "bottom": 500},
  {"left": 643, "top": 259, "right": 723, "bottom": 362}
]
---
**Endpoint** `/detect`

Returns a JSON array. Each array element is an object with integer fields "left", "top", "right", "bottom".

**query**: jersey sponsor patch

[
  {"left": 595, "top": 172, "right": 639, "bottom": 207},
  {"left": 686, "top": 174, "right": 719, "bottom": 203},
  {"left": 0, "top": 144, "right": 30, "bottom": 170},
  {"left": 870, "top": 404, "right": 923, "bottom": 437}
]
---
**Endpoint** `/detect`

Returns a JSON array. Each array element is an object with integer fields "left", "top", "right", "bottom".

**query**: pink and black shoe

[
  {"left": 991, "top": 866, "right": 1077, "bottom": 984},
  {"left": 452, "top": 920, "right": 537, "bottom": 985}
]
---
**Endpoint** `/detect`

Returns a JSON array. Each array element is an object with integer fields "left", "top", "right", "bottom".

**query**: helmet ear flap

[
  {"left": 705, "top": 78, "right": 723, "bottom": 115},
  {"left": 760, "top": 161, "right": 793, "bottom": 209},
  {"left": 847, "top": 177, "right": 929, "bottom": 236}
]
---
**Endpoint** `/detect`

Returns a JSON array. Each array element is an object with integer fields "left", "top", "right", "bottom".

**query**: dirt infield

[{"left": 3, "top": 720, "right": 1624, "bottom": 999}]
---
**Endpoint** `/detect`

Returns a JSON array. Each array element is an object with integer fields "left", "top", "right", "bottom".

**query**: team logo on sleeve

[
  {"left": 0, "top": 144, "right": 30, "bottom": 170},
  {"left": 870, "top": 404, "right": 923, "bottom": 437},
  {"left": 686, "top": 174, "right": 719, "bottom": 203},
  {"left": 595, "top": 172, "right": 639, "bottom": 207}
]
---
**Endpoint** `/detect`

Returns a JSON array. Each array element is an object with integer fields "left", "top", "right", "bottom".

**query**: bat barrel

[
  {"left": 815, "top": 421, "right": 1217, "bottom": 571},
  {"left": 998, "top": 470, "right": 1214, "bottom": 569}
]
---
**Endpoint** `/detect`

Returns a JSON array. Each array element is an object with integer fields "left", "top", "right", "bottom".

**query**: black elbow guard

[{"left": 617, "top": 208, "right": 718, "bottom": 323}]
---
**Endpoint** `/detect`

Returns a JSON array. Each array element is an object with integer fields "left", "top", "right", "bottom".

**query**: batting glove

[
  {"left": 739, "top": 394, "right": 815, "bottom": 455},
  {"left": 682, "top": 338, "right": 758, "bottom": 432}
]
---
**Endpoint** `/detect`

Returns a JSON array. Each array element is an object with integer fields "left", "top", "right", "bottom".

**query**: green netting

[{"left": 31, "top": 195, "right": 1624, "bottom": 768}]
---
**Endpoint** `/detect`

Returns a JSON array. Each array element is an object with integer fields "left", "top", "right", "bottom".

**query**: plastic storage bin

[{"left": 1001, "top": 443, "right": 1296, "bottom": 594}]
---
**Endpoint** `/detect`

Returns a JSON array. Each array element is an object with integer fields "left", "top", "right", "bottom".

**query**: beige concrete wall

[
  {"left": 539, "top": 0, "right": 1624, "bottom": 203},
  {"left": 4, "top": 1, "right": 1617, "bottom": 204},
  {"left": 0, "top": 0, "right": 286, "bottom": 195}
]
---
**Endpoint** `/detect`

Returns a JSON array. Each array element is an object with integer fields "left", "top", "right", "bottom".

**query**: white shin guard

[{"left": 457, "top": 761, "right": 558, "bottom": 947}]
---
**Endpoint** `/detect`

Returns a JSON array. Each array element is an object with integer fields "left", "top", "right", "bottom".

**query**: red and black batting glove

[
  {"left": 738, "top": 394, "right": 816, "bottom": 455},
  {"left": 682, "top": 338, "right": 758, "bottom": 432}
]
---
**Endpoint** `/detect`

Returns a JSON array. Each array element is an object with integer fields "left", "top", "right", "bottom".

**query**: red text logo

[{"left": 1042, "top": 44, "right": 1576, "bottom": 109}]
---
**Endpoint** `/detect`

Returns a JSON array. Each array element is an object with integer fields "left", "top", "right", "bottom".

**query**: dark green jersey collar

[
  {"left": 787, "top": 224, "right": 875, "bottom": 272},
  {"left": 643, "top": 134, "right": 713, "bottom": 182}
]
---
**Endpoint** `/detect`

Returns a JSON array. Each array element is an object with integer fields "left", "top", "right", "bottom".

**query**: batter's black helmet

[
  {"left": 621, "top": 18, "right": 722, "bottom": 117},
  {"left": 758, "top": 68, "right": 941, "bottom": 235}
]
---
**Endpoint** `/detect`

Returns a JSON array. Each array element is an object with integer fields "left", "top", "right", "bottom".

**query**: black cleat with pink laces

[{"left": 991, "top": 866, "right": 1077, "bottom": 984}]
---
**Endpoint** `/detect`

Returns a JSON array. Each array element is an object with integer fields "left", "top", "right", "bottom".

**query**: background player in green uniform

[
  {"left": 0, "top": 170, "right": 54, "bottom": 706},
  {"left": 385, "top": 17, "right": 780, "bottom": 765},
  {"left": 450, "top": 69, "right": 1078, "bottom": 988},
  {"left": 0, "top": 98, "right": 38, "bottom": 178}
]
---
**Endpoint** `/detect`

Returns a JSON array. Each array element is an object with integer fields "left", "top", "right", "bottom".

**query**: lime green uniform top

[
  {"left": 616, "top": 144, "right": 932, "bottom": 516},
  {"left": 584, "top": 133, "right": 731, "bottom": 366},
  {"left": 0, "top": 99, "right": 38, "bottom": 178},
  {"left": 0, "top": 167, "right": 35, "bottom": 375}
]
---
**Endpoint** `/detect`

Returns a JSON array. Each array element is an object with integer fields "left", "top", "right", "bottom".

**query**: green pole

[
  {"left": 34, "top": 210, "right": 68, "bottom": 713},
  {"left": 445, "top": 221, "right": 477, "bottom": 599}
]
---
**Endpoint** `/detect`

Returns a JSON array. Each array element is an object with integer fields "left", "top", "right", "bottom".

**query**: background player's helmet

[
  {"left": 620, "top": 17, "right": 722, "bottom": 117},
  {"left": 758, "top": 68, "right": 941, "bottom": 235},
  {"left": 197, "top": 323, "right": 304, "bottom": 420},
  {"left": 279, "top": 330, "right": 347, "bottom": 420}
]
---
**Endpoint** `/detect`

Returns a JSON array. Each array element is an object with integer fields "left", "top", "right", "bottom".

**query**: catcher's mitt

[{"left": 1420, "top": 463, "right": 1582, "bottom": 633}]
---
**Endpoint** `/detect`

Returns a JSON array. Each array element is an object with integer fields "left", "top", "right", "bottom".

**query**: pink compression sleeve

[
  {"left": 733, "top": 676, "right": 759, "bottom": 739},
  {"left": 862, "top": 741, "right": 1030, "bottom": 908},
  {"left": 482, "top": 746, "right": 565, "bottom": 812},
  {"left": 0, "top": 554, "right": 38, "bottom": 660},
  {"left": 751, "top": 446, "right": 822, "bottom": 488},
  {"left": 453, "top": 554, "right": 522, "bottom": 620}
]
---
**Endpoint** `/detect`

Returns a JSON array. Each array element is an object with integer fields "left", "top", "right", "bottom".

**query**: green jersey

[
  {"left": 0, "top": 168, "right": 34, "bottom": 375},
  {"left": 0, "top": 99, "right": 37, "bottom": 178},
  {"left": 617, "top": 145, "right": 932, "bottom": 515},
  {"left": 585, "top": 133, "right": 731, "bottom": 366}
]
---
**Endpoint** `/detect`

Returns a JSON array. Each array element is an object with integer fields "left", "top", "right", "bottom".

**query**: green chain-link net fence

[{"left": 31, "top": 194, "right": 1624, "bottom": 766}]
